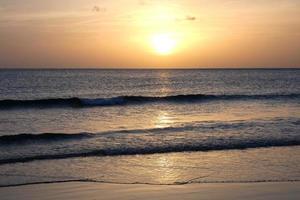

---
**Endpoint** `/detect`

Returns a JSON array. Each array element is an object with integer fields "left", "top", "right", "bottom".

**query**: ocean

[{"left": 0, "top": 69, "right": 299, "bottom": 186}]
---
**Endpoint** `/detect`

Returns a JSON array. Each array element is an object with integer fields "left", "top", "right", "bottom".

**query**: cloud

[
  {"left": 175, "top": 15, "right": 197, "bottom": 22},
  {"left": 138, "top": 0, "right": 156, "bottom": 6},
  {"left": 185, "top": 16, "right": 196, "bottom": 21},
  {"left": 92, "top": 6, "right": 106, "bottom": 13},
  {"left": 138, "top": 0, "right": 147, "bottom": 6}
]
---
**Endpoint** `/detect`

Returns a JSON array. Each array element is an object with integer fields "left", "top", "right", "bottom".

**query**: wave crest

[
  {"left": 0, "top": 93, "right": 299, "bottom": 109},
  {"left": 0, "top": 139, "right": 299, "bottom": 165},
  {"left": 0, "top": 133, "right": 91, "bottom": 144}
]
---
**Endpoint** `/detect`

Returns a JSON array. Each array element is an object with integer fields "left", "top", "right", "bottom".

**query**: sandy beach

[{"left": 1, "top": 181, "right": 299, "bottom": 200}]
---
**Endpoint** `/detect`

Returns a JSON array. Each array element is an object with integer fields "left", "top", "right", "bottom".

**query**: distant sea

[{"left": 0, "top": 69, "right": 299, "bottom": 186}]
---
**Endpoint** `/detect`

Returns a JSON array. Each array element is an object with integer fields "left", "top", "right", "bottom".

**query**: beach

[{"left": 1, "top": 181, "right": 299, "bottom": 200}]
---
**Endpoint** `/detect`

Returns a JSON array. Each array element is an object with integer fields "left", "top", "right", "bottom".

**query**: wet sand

[{"left": 1, "top": 181, "right": 299, "bottom": 200}]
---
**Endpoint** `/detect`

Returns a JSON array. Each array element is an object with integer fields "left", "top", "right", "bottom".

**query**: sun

[{"left": 151, "top": 34, "right": 176, "bottom": 55}]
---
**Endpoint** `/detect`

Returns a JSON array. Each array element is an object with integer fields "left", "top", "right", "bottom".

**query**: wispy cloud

[
  {"left": 92, "top": 6, "right": 106, "bottom": 13},
  {"left": 138, "top": 0, "right": 152, "bottom": 6},
  {"left": 185, "top": 15, "right": 196, "bottom": 21},
  {"left": 175, "top": 15, "right": 197, "bottom": 22}
]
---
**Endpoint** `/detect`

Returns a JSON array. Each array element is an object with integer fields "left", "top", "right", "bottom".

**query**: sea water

[{"left": 0, "top": 69, "right": 299, "bottom": 186}]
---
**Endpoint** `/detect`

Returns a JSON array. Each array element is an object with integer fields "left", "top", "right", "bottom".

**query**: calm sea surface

[{"left": 0, "top": 69, "right": 299, "bottom": 186}]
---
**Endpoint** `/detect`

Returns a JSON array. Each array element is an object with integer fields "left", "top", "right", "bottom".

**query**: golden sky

[{"left": 0, "top": 0, "right": 299, "bottom": 68}]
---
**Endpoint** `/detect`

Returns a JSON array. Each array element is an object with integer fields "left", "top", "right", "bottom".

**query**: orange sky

[{"left": 0, "top": 0, "right": 299, "bottom": 68}]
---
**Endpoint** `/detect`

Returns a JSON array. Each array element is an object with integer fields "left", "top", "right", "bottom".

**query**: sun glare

[{"left": 151, "top": 34, "right": 176, "bottom": 55}]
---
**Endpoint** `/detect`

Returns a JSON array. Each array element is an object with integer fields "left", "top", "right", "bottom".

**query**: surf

[{"left": 0, "top": 93, "right": 299, "bottom": 109}]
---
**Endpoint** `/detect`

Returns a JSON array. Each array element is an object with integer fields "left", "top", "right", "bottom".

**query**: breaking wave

[
  {"left": 0, "top": 93, "right": 299, "bottom": 109},
  {"left": 0, "top": 139, "right": 299, "bottom": 165},
  {"left": 0, "top": 133, "right": 92, "bottom": 144}
]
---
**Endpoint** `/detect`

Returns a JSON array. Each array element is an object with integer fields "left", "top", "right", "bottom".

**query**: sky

[{"left": 0, "top": 0, "right": 299, "bottom": 68}]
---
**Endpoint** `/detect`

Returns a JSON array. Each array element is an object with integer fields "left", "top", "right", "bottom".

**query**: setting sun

[{"left": 151, "top": 34, "right": 177, "bottom": 55}]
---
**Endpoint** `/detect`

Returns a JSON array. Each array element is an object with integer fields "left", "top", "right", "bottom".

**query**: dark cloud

[
  {"left": 185, "top": 16, "right": 196, "bottom": 21},
  {"left": 175, "top": 15, "right": 197, "bottom": 22},
  {"left": 92, "top": 6, "right": 106, "bottom": 13}
]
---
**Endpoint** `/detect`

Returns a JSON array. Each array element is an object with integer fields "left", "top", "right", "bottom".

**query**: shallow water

[{"left": 1, "top": 147, "right": 299, "bottom": 186}]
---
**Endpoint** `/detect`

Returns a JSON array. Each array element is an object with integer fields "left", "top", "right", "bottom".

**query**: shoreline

[
  {"left": 1, "top": 181, "right": 299, "bottom": 200},
  {"left": 1, "top": 179, "right": 300, "bottom": 188}
]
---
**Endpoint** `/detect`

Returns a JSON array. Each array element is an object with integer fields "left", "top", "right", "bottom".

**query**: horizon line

[{"left": 0, "top": 67, "right": 300, "bottom": 70}]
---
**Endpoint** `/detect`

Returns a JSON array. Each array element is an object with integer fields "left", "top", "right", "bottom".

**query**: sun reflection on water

[
  {"left": 151, "top": 154, "right": 182, "bottom": 184},
  {"left": 157, "top": 70, "right": 172, "bottom": 94},
  {"left": 155, "top": 111, "right": 174, "bottom": 128}
]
